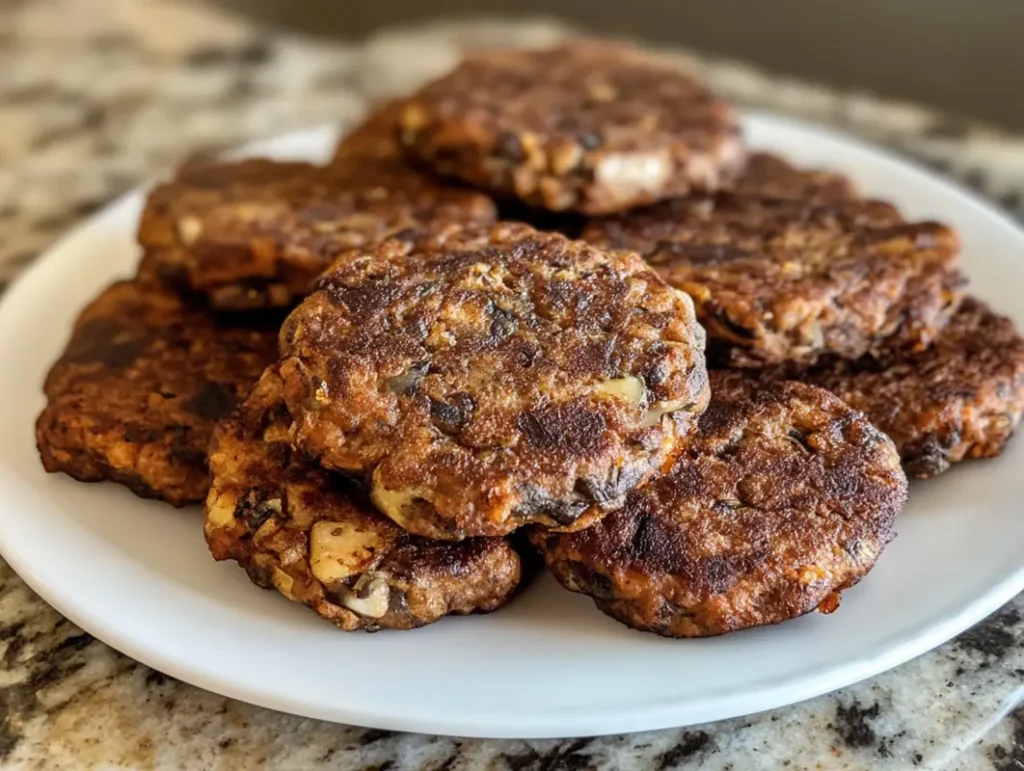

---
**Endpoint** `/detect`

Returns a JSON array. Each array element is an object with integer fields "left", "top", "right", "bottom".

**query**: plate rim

[{"left": 2, "top": 113, "right": 1023, "bottom": 738}]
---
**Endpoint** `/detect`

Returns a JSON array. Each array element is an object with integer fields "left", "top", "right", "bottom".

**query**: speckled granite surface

[{"left": 2, "top": 1, "right": 1024, "bottom": 768}]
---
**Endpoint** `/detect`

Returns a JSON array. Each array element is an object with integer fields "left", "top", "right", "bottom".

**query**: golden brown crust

[
  {"left": 400, "top": 41, "right": 745, "bottom": 214},
  {"left": 584, "top": 183, "right": 963, "bottom": 367},
  {"left": 36, "top": 279, "right": 278, "bottom": 506},
  {"left": 778, "top": 297, "right": 1024, "bottom": 478},
  {"left": 531, "top": 371, "right": 906, "bottom": 638},
  {"left": 137, "top": 147, "right": 496, "bottom": 311},
  {"left": 205, "top": 368, "right": 522, "bottom": 631},
  {"left": 278, "top": 222, "right": 709, "bottom": 539}
]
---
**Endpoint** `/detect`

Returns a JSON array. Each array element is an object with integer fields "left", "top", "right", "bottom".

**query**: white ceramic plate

[{"left": 1, "top": 114, "right": 1023, "bottom": 739}]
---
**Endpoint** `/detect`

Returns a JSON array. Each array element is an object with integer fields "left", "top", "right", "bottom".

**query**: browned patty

[
  {"left": 36, "top": 279, "right": 279, "bottom": 506},
  {"left": 399, "top": 41, "right": 745, "bottom": 215},
  {"left": 278, "top": 222, "right": 710, "bottom": 540},
  {"left": 777, "top": 297, "right": 1024, "bottom": 478},
  {"left": 531, "top": 371, "right": 906, "bottom": 638},
  {"left": 731, "top": 152, "right": 857, "bottom": 202},
  {"left": 205, "top": 367, "right": 523, "bottom": 631},
  {"left": 583, "top": 178, "right": 963, "bottom": 367},
  {"left": 138, "top": 143, "right": 496, "bottom": 311},
  {"left": 502, "top": 152, "right": 851, "bottom": 230}
]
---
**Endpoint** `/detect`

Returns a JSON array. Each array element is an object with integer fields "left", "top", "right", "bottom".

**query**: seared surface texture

[
  {"left": 532, "top": 371, "right": 906, "bottom": 637},
  {"left": 205, "top": 368, "right": 522, "bottom": 631},
  {"left": 782, "top": 298, "right": 1024, "bottom": 478},
  {"left": 400, "top": 41, "right": 744, "bottom": 214},
  {"left": 584, "top": 184, "right": 962, "bottom": 367},
  {"left": 137, "top": 145, "right": 496, "bottom": 311},
  {"left": 36, "top": 279, "right": 278, "bottom": 506},
  {"left": 279, "top": 222, "right": 709, "bottom": 539}
]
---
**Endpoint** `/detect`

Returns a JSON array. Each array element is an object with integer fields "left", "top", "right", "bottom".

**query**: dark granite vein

[
  {"left": 958, "top": 606, "right": 1022, "bottom": 660},
  {"left": 989, "top": 707, "right": 1024, "bottom": 771},
  {"left": 655, "top": 731, "right": 712, "bottom": 768},
  {"left": 832, "top": 700, "right": 882, "bottom": 749}
]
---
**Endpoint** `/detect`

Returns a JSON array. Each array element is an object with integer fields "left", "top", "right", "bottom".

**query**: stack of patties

[
  {"left": 209, "top": 219, "right": 711, "bottom": 631},
  {"left": 36, "top": 39, "right": 1024, "bottom": 638},
  {"left": 581, "top": 137, "right": 1024, "bottom": 480},
  {"left": 388, "top": 42, "right": 909, "bottom": 637},
  {"left": 36, "top": 103, "right": 524, "bottom": 632},
  {"left": 36, "top": 103, "right": 496, "bottom": 509}
]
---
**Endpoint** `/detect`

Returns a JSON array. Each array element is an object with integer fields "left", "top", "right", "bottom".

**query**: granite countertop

[{"left": 2, "top": 1, "right": 1024, "bottom": 768}]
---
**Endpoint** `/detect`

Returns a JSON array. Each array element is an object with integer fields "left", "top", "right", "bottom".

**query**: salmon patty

[
  {"left": 779, "top": 297, "right": 1024, "bottom": 477},
  {"left": 205, "top": 367, "right": 522, "bottom": 631},
  {"left": 36, "top": 278, "right": 278, "bottom": 505},
  {"left": 584, "top": 164, "right": 962, "bottom": 366},
  {"left": 531, "top": 371, "right": 906, "bottom": 637},
  {"left": 138, "top": 151, "right": 496, "bottom": 311},
  {"left": 278, "top": 222, "right": 709, "bottom": 539},
  {"left": 400, "top": 41, "right": 744, "bottom": 214}
]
